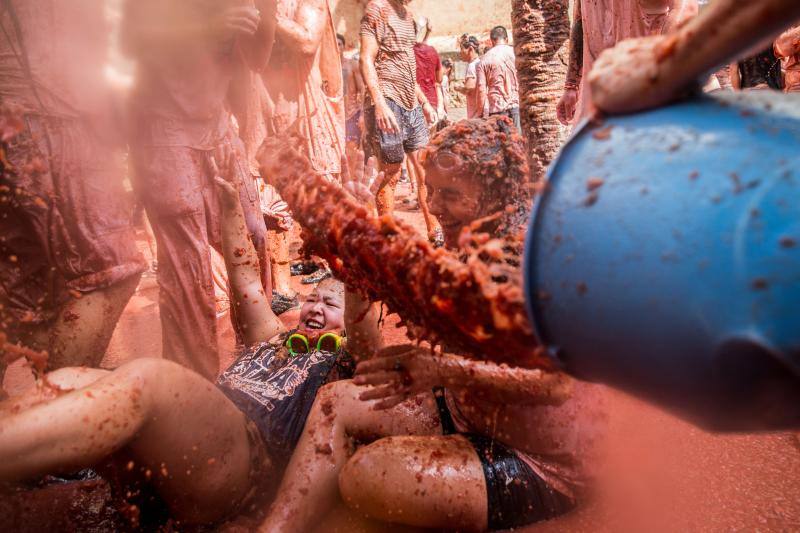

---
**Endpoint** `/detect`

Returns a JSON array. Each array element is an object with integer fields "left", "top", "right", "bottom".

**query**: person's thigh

[
  {"left": 121, "top": 358, "right": 257, "bottom": 523},
  {"left": 364, "top": 103, "right": 406, "bottom": 165},
  {"left": 338, "top": 434, "right": 488, "bottom": 530}
]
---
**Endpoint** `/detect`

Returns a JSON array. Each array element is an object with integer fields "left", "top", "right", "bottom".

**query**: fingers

[
  {"left": 373, "top": 395, "right": 409, "bottom": 410},
  {"left": 358, "top": 383, "right": 403, "bottom": 401},
  {"left": 364, "top": 156, "right": 378, "bottom": 186},
  {"left": 353, "top": 370, "right": 402, "bottom": 386},
  {"left": 213, "top": 176, "right": 238, "bottom": 196}
]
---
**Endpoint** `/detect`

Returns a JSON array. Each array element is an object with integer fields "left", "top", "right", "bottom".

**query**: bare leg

[
  {"left": 0, "top": 358, "right": 257, "bottom": 524},
  {"left": 406, "top": 151, "right": 441, "bottom": 240},
  {"left": 48, "top": 275, "right": 141, "bottom": 370},
  {"left": 259, "top": 380, "right": 441, "bottom": 532},
  {"left": 339, "top": 435, "right": 488, "bottom": 530},
  {"left": 375, "top": 162, "right": 403, "bottom": 216}
]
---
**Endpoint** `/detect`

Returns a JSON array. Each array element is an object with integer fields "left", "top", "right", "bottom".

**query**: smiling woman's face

[
  {"left": 424, "top": 151, "right": 483, "bottom": 249},
  {"left": 298, "top": 285, "right": 345, "bottom": 333}
]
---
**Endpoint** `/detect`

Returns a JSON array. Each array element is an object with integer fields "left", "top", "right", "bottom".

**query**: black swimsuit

[{"left": 433, "top": 387, "right": 574, "bottom": 530}]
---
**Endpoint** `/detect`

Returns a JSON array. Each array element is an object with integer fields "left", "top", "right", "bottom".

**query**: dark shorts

[
  {"left": 490, "top": 106, "right": 521, "bottom": 133},
  {"left": 345, "top": 111, "right": 362, "bottom": 143},
  {"left": 364, "top": 98, "right": 429, "bottom": 165},
  {"left": 434, "top": 388, "right": 574, "bottom": 530},
  {"left": 466, "top": 434, "right": 574, "bottom": 530}
]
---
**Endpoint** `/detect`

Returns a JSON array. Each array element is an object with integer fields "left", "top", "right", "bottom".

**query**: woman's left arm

[{"left": 355, "top": 345, "right": 572, "bottom": 409}]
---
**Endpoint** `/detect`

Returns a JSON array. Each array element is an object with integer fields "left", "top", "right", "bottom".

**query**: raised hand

[
  {"left": 353, "top": 345, "right": 442, "bottom": 410},
  {"left": 342, "top": 148, "right": 381, "bottom": 209},
  {"left": 210, "top": 143, "right": 241, "bottom": 210}
]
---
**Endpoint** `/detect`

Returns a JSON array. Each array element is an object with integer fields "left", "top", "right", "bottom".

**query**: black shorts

[
  {"left": 364, "top": 98, "right": 429, "bottom": 165},
  {"left": 434, "top": 388, "right": 574, "bottom": 530}
]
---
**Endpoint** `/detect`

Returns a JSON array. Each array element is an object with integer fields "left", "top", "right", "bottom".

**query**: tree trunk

[{"left": 511, "top": 0, "right": 571, "bottom": 182}]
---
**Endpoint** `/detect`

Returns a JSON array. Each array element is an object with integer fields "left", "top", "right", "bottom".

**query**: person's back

[{"left": 479, "top": 43, "right": 519, "bottom": 112}]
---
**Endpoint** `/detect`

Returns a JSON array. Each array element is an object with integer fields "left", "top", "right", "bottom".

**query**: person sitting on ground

[
  {"left": 0, "top": 144, "right": 382, "bottom": 527},
  {"left": 257, "top": 116, "right": 607, "bottom": 533}
]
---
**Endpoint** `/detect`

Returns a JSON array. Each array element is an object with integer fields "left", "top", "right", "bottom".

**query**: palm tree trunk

[{"left": 511, "top": 0, "right": 571, "bottom": 182}]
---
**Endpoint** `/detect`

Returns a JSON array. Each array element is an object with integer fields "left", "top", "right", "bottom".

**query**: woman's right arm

[{"left": 213, "top": 144, "right": 285, "bottom": 346}]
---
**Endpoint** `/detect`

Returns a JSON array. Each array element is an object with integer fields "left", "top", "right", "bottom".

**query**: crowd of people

[{"left": 1, "top": 0, "right": 799, "bottom": 530}]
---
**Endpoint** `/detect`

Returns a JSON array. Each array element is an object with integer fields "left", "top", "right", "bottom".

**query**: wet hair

[
  {"left": 315, "top": 277, "right": 345, "bottom": 300},
  {"left": 427, "top": 116, "right": 531, "bottom": 238},
  {"left": 490, "top": 26, "right": 508, "bottom": 43},
  {"left": 460, "top": 35, "right": 480, "bottom": 54}
]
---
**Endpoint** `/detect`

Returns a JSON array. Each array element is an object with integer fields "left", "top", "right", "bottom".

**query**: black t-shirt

[{"left": 216, "top": 335, "right": 355, "bottom": 466}]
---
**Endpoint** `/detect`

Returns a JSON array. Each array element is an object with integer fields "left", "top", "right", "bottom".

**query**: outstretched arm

[
  {"left": 355, "top": 345, "right": 572, "bottom": 409},
  {"left": 212, "top": 145, "right": 285, "bottom": 345},
  {"left": 590, "top": 0, "right": 800, "bottom": 114}
]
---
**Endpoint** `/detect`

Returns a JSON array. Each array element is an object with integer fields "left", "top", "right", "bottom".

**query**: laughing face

[
  {"left": 424, "top": 150, "right": 483, "bottom": 249},
  {"left": 297, "top": 282, "right": 345, "bottom": 333}
]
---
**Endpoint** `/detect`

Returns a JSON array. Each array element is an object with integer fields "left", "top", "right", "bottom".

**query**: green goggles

[{"left": 285, "top": 332, "right": 343, "bottom": 356}]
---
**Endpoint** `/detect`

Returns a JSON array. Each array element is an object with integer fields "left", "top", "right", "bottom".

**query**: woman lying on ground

[
  {"left": 0, "top": 145, "right": 384, "bottom": 527},
  {"left": 258, "top": 116, "right": 608, "bottom": 533}
]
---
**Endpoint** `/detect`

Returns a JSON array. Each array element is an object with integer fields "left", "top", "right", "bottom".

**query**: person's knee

[
  {"left": 339, "top": 437, "right": 415, "bottom": 515},
  {"left": 115, "top": 358, "right": 182, "bottom": 409}
]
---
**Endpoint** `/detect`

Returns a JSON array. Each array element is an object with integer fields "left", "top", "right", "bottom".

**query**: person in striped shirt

[{"left": 359, "top": 0, "right": 435, "bottom": 226}]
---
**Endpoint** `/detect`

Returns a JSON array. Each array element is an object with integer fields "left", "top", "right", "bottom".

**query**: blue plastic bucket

[{"left": 525, "top": 93, "right": 800, "bottom": 430}]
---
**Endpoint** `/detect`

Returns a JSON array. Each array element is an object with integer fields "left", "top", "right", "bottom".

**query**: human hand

[
  {"left": 214, "top": 6, "right": 261, "bottom": 38},
  {"left": 354, "top": 345, "right": 442, "bottom": 409},
  {"left": 342, "top": 149, "right": 381, "bottom": 208},
  {"left": 556, "top": 87, "right": 578, "bottom": 125},
  {"left": 375, "top": 100, "right": 400, "bottom": 134},
  {"left": 211, "top": 143, "right": 241, "bottom": 210},
  {"left": 422, "top": 102, "right": 436, "bottom": 125},
  {"left": 589, "top": 35, "right": 690, "bottom": 115}
]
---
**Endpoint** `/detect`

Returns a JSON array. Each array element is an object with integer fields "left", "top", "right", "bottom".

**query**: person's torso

[
  {"left": 127, "top": 0, "right": 237, "bottom": 145},
  {"left": 414, "top": 42, "right": 439, "bottom": 107},
  {"left": 481, "top": 44, "right": 519, "bottom": 113},
  {"left": 363, "top": 0, "right": 417, "bottom": 110},
  {"left": 217, "top": 336, "right": 355, "bottom": 464},
  {"left": 580, "top": 0, "right": 654, "bottom": 67},
  {"left": 0, "top": 0, "right": 113, "bottom": 118}
]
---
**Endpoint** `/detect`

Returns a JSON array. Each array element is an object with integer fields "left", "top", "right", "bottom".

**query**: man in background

[
  {"left": 477, "top": 25, "right": 520, "bottom": 131},
  {"left": 457, "top": 35, "right": 482, "bottom": 119},
  {"left": 557, "top": 0, "right": 698, "bottom": 125},
  {"left": 360, "top": 0, "right": 435, "bottom": 231},
  {"left": 413, "top": 16, "right": 445, "bottom": 126}
]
